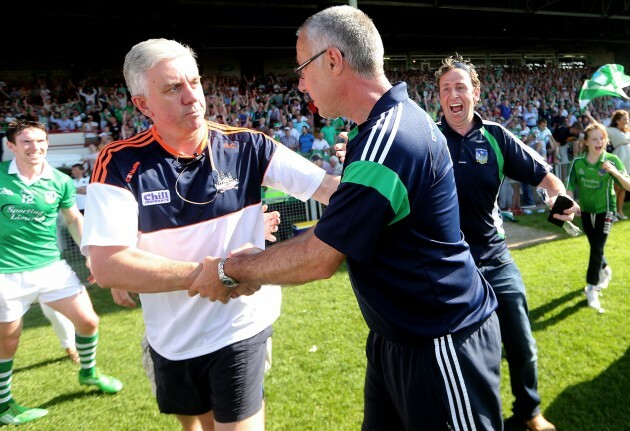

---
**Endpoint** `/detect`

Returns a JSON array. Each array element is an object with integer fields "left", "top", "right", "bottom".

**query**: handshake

[
  {"left": 187, "top": 203, "right": 280, "bottom": 304},
  {"left": 187, "top": 245, "right": 264, "bottom": 304}
]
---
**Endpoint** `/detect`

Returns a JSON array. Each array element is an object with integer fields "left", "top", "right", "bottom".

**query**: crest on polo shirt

[
  {"left": 475, "top": 148, "right": 488, "bottom": 164},
  {"left": 44, "top": 191, "right": 57, "bottom": 204},
  {"left": 216, "top": 171, "right": 239, "bottom": 193}
]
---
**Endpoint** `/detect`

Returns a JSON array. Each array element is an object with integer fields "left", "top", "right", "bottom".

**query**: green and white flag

[{"left": 578, "top": 64, "right": 630, "bottom": 110}]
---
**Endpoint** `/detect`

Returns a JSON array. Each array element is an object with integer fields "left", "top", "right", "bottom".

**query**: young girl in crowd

[{"left": 566, "top": 122, "right": 630, "bottom": 312}]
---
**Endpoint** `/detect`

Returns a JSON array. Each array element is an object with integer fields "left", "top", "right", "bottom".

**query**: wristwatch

[{"left": 218, "top": 258, "right": 239, "bottom": 289}]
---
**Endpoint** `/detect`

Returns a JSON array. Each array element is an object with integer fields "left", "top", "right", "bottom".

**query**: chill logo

[
  {"left": 2, "top": 205, "right": 46, "bottom": 222},
  {"left": 142, "top": 190, "right": 171, "bottom": 206}
]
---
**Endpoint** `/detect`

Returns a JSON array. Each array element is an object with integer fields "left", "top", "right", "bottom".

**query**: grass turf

[{"left": 12, "top": 205, "right": 630, "bottom": 430}]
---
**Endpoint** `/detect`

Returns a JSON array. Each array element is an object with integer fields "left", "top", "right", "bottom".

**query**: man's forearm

[
  {"left": 66, "top": 217, "right": 83, "bottom": 248},
  {"left": 612, "top": 171, "right": 630, "bottom": 191},
  {"left": 538, "top": 173, "right": 567, "bottom": 198},
  {"left": 226, "top": 229, "right": 344, "bottom": 286},
  {"left": 61, "top": 206, "right": 84, "bottom": 248},
  {"left": 89, "top": 246, "right": 202, "bottom": 293}
]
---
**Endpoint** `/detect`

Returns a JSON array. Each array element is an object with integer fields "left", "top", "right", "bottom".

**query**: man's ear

[
  {"left": 329, "top": 47, "right": 344, "bottom": 76},
  {"left": 473, "top": 87, "right": 481, "bottom": 104},
  {"left": 132, "top": 96, "right": 152, "bottom": 117}
]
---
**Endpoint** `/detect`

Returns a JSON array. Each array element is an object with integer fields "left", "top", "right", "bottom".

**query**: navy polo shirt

[
  {"left": 439, "top": 113, "right": 550, "bottom": 264},
  {"left": 315, "top": 82, "right": 496, "bottom": 342}
]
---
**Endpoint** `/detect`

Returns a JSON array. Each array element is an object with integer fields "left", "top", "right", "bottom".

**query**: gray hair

[
  {"left": 297, "top": 6, "right": 384, "bottom": 78},
  {"left": 123, "top": 38, "right": 198, "bottom": 97}
]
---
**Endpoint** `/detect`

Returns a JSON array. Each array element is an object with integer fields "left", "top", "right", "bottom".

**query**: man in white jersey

[{"left": 82, "top": 39, "right": 339, "bottom": 431}]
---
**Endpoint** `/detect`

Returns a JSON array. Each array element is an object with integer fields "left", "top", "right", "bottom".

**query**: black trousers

[
  {"left": 581, "top": 212, "right": 609, "bottom": 285},
  {"left": 362, "top": 313, "right": 503, "bottom": 431}
]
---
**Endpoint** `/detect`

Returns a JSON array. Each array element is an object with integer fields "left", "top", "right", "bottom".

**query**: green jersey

[
  {"left": 0, "top": 160, "right": 76, "bottom": 273},
  {"left": 331, "top": 117, "right": 346, "bottom": 136},
  {"left": 566, "top": 152, "right": 626, "bottom": 214},
  {"left": 320, "top": 125, "right": 337, "bottom": 146}
]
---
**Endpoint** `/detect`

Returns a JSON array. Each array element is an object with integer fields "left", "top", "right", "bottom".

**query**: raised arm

[{"left": 603, "top": 161, "right": 630, "bottom": 191}]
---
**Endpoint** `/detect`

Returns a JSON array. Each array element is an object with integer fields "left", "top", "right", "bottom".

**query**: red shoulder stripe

[{"left": 92, "top": 129, "right": 153, "bottom": 183}]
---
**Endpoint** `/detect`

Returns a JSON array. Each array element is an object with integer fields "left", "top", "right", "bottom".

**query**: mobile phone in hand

[{"left": 547, "top": 194, "right": 573, "bottom": 227}]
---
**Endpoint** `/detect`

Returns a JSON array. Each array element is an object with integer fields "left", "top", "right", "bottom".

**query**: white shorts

[{"left": 0, "top": 260, "right": 85, "bottom": 322}]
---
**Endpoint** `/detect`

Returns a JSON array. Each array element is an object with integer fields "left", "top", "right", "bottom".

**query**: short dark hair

[{"left": 6, "top": 120, "right": 47, "bottom": 143}]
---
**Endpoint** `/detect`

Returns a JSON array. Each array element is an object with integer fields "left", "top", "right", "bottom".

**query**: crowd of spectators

[{"left": 1, "top": 64, "right": 629, "bottom": 176}]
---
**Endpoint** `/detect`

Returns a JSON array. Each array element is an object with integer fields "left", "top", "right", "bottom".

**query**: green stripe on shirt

[
  {"left": 481, "top": 126, "right": 504, "bottom": 181},
  {"left": 342, "top": 160, "right": 410, "bottom": 225}
]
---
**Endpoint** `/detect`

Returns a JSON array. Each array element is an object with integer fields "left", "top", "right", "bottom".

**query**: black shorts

[
  {"left": 362, "top": 313, "right": 503, "bottom": 431},
  {"left": 149, "top": 326, "right": 272, "bottom": 423}
]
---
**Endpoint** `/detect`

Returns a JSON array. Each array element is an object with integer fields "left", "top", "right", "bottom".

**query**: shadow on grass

[
  {"left": 40, "top": 389, "right": 108, "bottom": 410},
  {"left": 544, "top": 346, "right": 630, "bottom": 431},
  {"left": 13, "top": 356, "right": 69, "bottom": 373},
  {"left": 529, "top": 287, "right": 585, "bottom": 331}
]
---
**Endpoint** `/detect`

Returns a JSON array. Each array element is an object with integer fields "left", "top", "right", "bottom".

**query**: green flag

[{"left": 578, "top": 64, "right": 630, "bottom": 110}]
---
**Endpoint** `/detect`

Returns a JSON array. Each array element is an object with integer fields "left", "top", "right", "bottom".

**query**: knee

[
  {"left": 76, "top": 313, "right": 99, "bottom": 336},
  {"left": 0, "top": 336, "right": 21, "bottom": 357}
]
